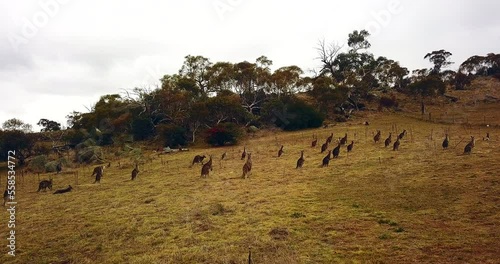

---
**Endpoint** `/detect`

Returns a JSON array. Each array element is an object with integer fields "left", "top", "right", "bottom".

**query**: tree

[
  {"left": 271, "top": 65, "right": 304, "bottom": 96},
  {"left": 306, "top": 75, "right": 348, "bottom": 115},
  {"left": 408, "top": 75, "right": 446, "bottom": 97},
  {"left": 262, "top": 96, "right": 324, "bottom": 131},
  {"left": 347, "top": 29, "right": 371, "bottom": 53},
  {"left": 0, "top": 130, "right": 35, "bottom": 164},
  {"left": 316, "top": 39, "right": 343, "bottom": 77},
  {"left": 207, "top": 61, "right": 235, "bottom": 92},
  {"left": 205, "top": 94, "right": 249, "bottom": 126},
  {"left": 2, "top": 118, "right": 32, "bottom": 132},
  {"left": 131, "top": 117, "right": 155, "bottom": 141},
  {"left": 66, "top": 111, "right": 83, "bottom": 128},
  {"left": 459, "top": 53, "right": 500, "bottom": 76},
  {"left": 374, "top": 57, "right": 409, "bottom": 91},
  {"left": 424, "top": 49, "right": 453, "bottom": 75},
  {"left": 179, "top": 55, "right": 212, "bottom": 96},
  {"left": 37, "top": 118, "right": 61, "bottom": 132}
]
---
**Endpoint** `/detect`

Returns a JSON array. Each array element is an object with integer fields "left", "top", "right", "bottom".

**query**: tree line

[{"left": 1, "top": 29, "right": 499, "bottom": 162}]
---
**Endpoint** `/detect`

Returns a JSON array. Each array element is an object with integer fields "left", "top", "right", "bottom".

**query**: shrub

[
  {"left": 157, "top": 124, "right": 187, "bottom": 147},
  {"left": 97, "top": 132, "right": 114, "bottom": 146},
  {"left": 45, "top": 159, "right": 67, "bottom": 173},
  {"left": 205, "top": 123, "right": 243, "bottom": 146},
  {"left": 63, "top": 129, "right": 89, "bottom": 147},
  {"left": 379, "top": 95, "right": 399, "bottom": 109},
  {"left": 261, "top": 96, "right": 324, "bottom": 131},
  {"left": 33, "top": 142, "right": 52, "bottom": 156},
  {"left": 281, "top": 99, "right": 324, "bottom": 131},
  {"left": 76, "top": 146, "right": 103, "bottom": 164},
  {"left": 131, "top": 118, "right": 155, "bottom": 141},
  {"left": 334, "top": 115, "right": 348, "bottom": 123},
  {"left": 28, "top": 155, "right": 48, "bottom": 173}
]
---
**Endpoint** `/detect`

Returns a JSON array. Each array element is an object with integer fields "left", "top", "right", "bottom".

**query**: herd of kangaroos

[
  {"left": 3, "top": 127, "right": 487, "bottom": 206},
  {"left": 189, "top": 128, "right": 484, "bottom": 179}
]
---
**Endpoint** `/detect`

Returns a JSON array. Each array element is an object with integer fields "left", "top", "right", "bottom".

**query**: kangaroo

[
  {"left": 201, "top": 155, "right": 213, "bottom": 178},
  {"left": 347, "top": 141, "right": 354, "bottom": 152},
  {"left": 393, "top": 138, "right": 401, "bottom": 151},
  {"left": 37, "top": 179, "right": 53, "bottom": 192},
  {"left": 374, "top": 130, "right": 381, "bottom": 143},
  {"left": 56, "top": 162, "right": 62, "bottom": 174},
  {"left": 131, "top": 164, "right": 139, "bottom": 180},
  {"left": 92, "top": 165, "right": 104, "bottom": 184},
  {"left": 322, "top": 150, "right": 332, "bottom": 167},
  {"left": 326, "top": 133, "right": 334, "bottom": 144},
  {"left": 3, "top": 189, "right": 9, "bottom": 206},
  {"left": 191, "top": 155, "right": 206, "bottom": 166},
  {"left": 398, "top": 129, "right": 407, "bottom": 140},
  {"left": 296, "top": 151, "right": 305, "bottom": 169},
  {"left": 53, "top": 185, "right": 73, "bottom": 194},
  {"left": 464, "top": 136, "right": 475, "bottom": 154},
  {"left": 242, "top": 153, "right": 253, "bottom": 179},
  {"left": 311, "top": 135, "right": 318, "bottom": 147},
  {"left": 332, "top": 142, "right": 341, "bottom": 158},
  {"left": 278, "top": 145, "right": 284, "bottom": 157},
  {"left": 340, "top": 133, "right": 348, "bottom": 145},
  {"left": 442, "top": 134, "right": 449, "bottom": 149},
  {"left": 321, "top": 142, "right": 328, "bottom": 153},
  {"left": 385, "top": 133, "right": 392, "bottom": 147},
  {"left": 241, "top": 147, "right": 247, "bottom": 160}
]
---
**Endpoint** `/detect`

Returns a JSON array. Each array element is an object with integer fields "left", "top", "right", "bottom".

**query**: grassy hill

[{"left": 1, "top": 109, "right": 499, "bottom": 263}]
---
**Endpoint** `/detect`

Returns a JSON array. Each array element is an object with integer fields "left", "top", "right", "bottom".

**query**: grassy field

[{"left": 1, "top": 112, "right": 499, "bottom": 263}]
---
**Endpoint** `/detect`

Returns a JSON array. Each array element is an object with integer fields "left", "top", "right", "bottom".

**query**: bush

[
  {"left": 131, "top": 118, "right": 155, "bottom": 141},
  {"left": 63, "top": 129, "right": 89, "bottom": 147},
  {"left": 205, "top": 123, "right": 243, "bottom": 146},
  {"left": 408, "top": 76, "right": 446, "bottom": 96},
  {"left": 33, "top": 142, "right": 52, "bottom": 156},
  {"left": 76, "top": 146, "right": 103, "bottom": 164},
  {"left": 28, "top": 155, "right": 48, "bottom": 173},
  {"left": 76, "top": 138, "right": 96, "bottom": 150},
  {"left": 157, "top": 124, "right": 187, "bottom": 147},
  {"left": 379, "top": 95, "right": 399, "bottom": 109},
  {"left": 45, "top": 158, "right": 69, "bottom": 173},
  {"left": 281, "top": 99, "right": 324, "bottom": 131},
  {"left": 261, "top": 96, "right": 324, "bottom": 131}
]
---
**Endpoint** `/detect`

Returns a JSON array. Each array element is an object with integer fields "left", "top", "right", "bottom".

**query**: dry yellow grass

[{"left": 1, "top": 111, "right": 499, "bottom": 263}]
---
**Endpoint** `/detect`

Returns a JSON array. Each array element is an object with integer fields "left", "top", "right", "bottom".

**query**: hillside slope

[{"left": 1, "top": 112, "right": 499, "bottom": 264}]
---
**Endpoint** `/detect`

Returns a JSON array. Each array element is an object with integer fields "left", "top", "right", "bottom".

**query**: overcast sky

[{"left": 1, "top": 0, "right": 499, "bottom": 130}]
